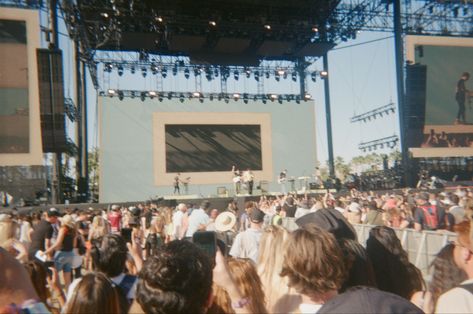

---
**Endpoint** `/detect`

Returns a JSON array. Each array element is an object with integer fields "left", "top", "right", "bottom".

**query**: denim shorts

[{"left": 54, "top": 250, "right": 74, "bottom": 272}]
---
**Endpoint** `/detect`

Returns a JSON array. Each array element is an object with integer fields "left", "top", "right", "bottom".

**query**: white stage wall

[{"left": 99, "top": 97, "right": 317, "bottom": 202}]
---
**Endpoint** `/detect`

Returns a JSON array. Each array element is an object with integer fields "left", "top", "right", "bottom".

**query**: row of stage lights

[
  {"left": 104, "top": 89, "right": 312, "bottom": 104},
  {"left": 103, "top": 62, "right": 328, "bottom": 82},
  {"left": 350, "top": 103, "right": 396, "bottom": 123},
  {"left": 358, "top": 135, "right": 399, "bottom": 152}
]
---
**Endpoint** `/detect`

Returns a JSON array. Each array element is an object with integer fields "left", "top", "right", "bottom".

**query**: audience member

[
  {"left": 366, "top": 226, "right": 424, "bottom": 299},
  {"left": 280, "top": 224, "right": 346, "bottom": 313},
  {"left": 229, "top": 208, "right": 264, "bottom": 262}
]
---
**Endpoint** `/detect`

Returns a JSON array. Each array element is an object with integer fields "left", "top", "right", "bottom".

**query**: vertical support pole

[
  {"left": 394, "top": 0, "right": 409, "bottom": 186},
  {"left": 323, "top": 53, "right": 335, "bottom": 178},
  {"left": 49, "top": 0, "right": 61, "bottom": 204}
]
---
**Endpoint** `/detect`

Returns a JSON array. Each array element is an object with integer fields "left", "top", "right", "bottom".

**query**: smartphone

[
  {"left": 44, "top": 261, "right": 55, "bottom": 278},
  {"left": 121, "top": 228, "right": 132, "bottom": 243},
  {"left": 192, "top": 231, "right": 217, "bottom": 260}
]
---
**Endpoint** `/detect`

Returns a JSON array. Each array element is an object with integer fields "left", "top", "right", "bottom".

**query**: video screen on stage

[
  {"left": 406, "top": 36, "right": 473, "bottom": 158},
  {"left": 0, "top": 19, "right": 29, "bottom": 153},
  {"left": 165, "top": 124, "right": 262, "bottom": 173}
]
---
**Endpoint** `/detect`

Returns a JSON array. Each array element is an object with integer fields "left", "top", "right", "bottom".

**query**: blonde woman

[
  {"left": 227, "top": 258, "right": 268, "bottom": 314},
  {"left": 86, "top": 215, "right": 108, "bottom": 270},
  {"left": 43, "top": 215, "right": 77, "bottom": 290},
  {"left": 257, "top": 225, "right": 300, "bottom": 313},
  {"left": 0, "top": 214, "right": 27, "bottom": 263}
]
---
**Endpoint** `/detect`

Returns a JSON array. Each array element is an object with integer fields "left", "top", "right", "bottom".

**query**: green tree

[{"left": 334, "top": 156, "right": 350, "bottom": 181}]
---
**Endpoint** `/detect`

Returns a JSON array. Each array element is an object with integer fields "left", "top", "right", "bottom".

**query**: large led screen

[
  {"left": 0, "top": 20, "right": 29, "bottom": 153},
  {"left": 406, "top": 36, "right": 473, "bottom": 158},
  {"left": 0, "top": 8, "right": 42, "bottom": 166},
  {"left": 165, "top": 124, "right": 262, "bottom": 173}
]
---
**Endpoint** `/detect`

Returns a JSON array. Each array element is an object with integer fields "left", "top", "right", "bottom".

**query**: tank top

[{"left": 60, "top": 228, "right": 74, "bottom": 252}]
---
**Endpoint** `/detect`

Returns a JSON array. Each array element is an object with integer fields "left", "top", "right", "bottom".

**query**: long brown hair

[
  {"left": 63, "top": 272, "right": 124, "bottom": 314},
  {"left": 429, "top": 243, "right": 467, "bottom": 306},
  {"left": 227, "top": 258, "right": 268, "bottom": 314},
  {"left": 24, "top": 261, "right": 50, "bottom": 304}
]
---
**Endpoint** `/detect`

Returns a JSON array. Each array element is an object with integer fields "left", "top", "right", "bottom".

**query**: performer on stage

[
  {"left": 455, "top": 72, "right": 470, "bottom": 124},
  {"left": 231, "top": 165, "right": 242, "bottom": 195},
  {"left": 278, "top": 169, "right": 287, "bottom": 194},
  {"left": 243, "top": 169, "right": 254, "bottom": 195},
  {"left": 173, "top": 173, "right": 181, "bottom": 195}
]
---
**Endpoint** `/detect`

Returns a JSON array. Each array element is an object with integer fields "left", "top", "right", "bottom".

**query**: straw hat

[{"left": 215, "top": 212, "right": 236, "bottom": 232}]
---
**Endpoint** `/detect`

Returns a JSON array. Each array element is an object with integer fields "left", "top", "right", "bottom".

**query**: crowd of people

[{"left": 1, "top": 186, "right": 473, "bottom": 313}]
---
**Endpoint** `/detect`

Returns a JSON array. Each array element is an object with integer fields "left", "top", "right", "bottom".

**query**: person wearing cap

[
  {"left": 229, "top": 208, "right": 265, "bottom": 263},
  {"left": 28, "top": 208, "right": 59, "bottom": 261},
  {"left": 414, "top": 192, "right": 446, "bottom": 231},
  {"left": 185, "top": 201, "right": 210, "bottom": 239},
  {"left": 42, "top": 214, "right": 78, "bottom": 290}
]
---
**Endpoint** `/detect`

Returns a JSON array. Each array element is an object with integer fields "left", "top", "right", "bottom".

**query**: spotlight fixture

[
  {"left": 107, "top": 89, "right": 116, "bottom": 97},
  {"left": 158, "top": 93, "right": 164, "bottom": 102},
  {"left": 233, "top": 93, "right": 240, "bottom": 101},
  {"left": 100, "top": 12, "right": 109, "bottom": 18},
  {"left": 130, "top": 66, "right": 135, "bottom": 74},
  {"left": 172, "top": 64, "right": 178, "bottom": 76},
  {"left": 265, "top": 71, "right": 270, "bottom": 79},
  {"left": 311, "top": 71, "right": 317, "bottom": 82},
  {"left": 234, "top": 70, "right": 239, "bottom": 81},
  {"left": 118, "top": 90, "right": 124, "bottom": 101},
  {"left": 277, "top": 69, "right": 285, "bottom": 76},
  {"left": 194, "top": 67, "right": 201, "bottom": 76},
  {"left": 179, "top": 93, "right": 185, "bottom": 103},
  {"left": 104, "top": 63, "right": 113, "bottom": 73},
  {"left": 274, "top": 71, "right": 280, "bottom": 82},
  {"left": 224, "top": 94, "right": 230, "bottom": 104},
  {"left": 312, "top": 26, "right": 319, "bottom": 32},
  {"left": 167, "top": 92, "right": 173, "bottom": 100},
  {"left": 283, "top": 71, "right": 288, "bottom": 80},
  {"left": 130, "top": 91, "right": 135, "bottom": 99},
  {"left": 278, "top": 95, "right": 283, "bottom": 104},
  {"left": 141, "top": 67, "right": 147, "bottom": 78},
  {"left": 140, "top": 91, "right": 146, "bottom": 101},
  {"left": 320, "top": 70, "right": 328, "bottom": 78},
  {"left": 253, "top": 95, "right": 258, "bottom": 102},
  {"left": 209, "top": 94, "right": 214, "bottom": 101},
  {"left": 244, "top": 67, "right": 251, "bottom": 78},
  {"left": 184, "top": 68, "right": 190, "bottom": 79},
  {"left": 209, "top": 20, "right": 217, "bottom": 27},
  {"left": 192, "top": 92, "right": 201, "bottom": 98},
  {"left": 151, "top": 63, "right": 158, "bottom": 75},
  {"left": 304, "top": 93, "right": 312, "bottom": 101},
  {"left": 291, "top": 72, "right": 297, "bottom": 82},
  {"left": 156, "top": 16, "right": 163, "bottom": 23},
  {"left": 295, "top": 95, "right": 301, "bottom": 104},
  {"left": 243, "top": 93, "right": 249, "bottom": 104},
  {"left": 254, "top": 71, "right": 260, "bottom": 81},
  {"left": 264, "top": 24, "right": 271, "bottom": 30},
  {"left": 161, "top": 67, "right": 167, "bottom": 78},
  {"left": 117, "top": 65, "right": 124, "bottom": 76},
  {"left": 214, "top": 68, "right": 219, "bottom": 77},
  {"left": 269, "top": 94, "right": 277, "bottom": 102},
  {"left": 148, "top": 91, "right": 157, "bottom": 99}
]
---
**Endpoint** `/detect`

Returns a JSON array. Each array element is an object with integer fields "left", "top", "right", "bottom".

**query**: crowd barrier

[{"left": 281, "top": 218, "right": 457, "bottom": 276}]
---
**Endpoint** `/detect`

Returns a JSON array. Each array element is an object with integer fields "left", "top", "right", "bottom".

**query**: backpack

[{"left": 419, "top": 205, "right": 439, "bottom": 230}]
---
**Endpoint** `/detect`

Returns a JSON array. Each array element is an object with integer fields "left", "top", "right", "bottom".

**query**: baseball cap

[
  {"left": 47, "top": 208, "right": 60, "bottom": 217},
  {"left": 250, "top": 208, "right": 265, "bottom": 223},
  {"left": 296, "top": 208, "right": 357, "bottom": 240},
  {"left": 319, "top": 286, "right": 423, "bottom": 314}
]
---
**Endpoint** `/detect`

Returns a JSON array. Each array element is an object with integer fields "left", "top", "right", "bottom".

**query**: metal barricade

[{"left": 281, "top": 218, "right": 456, "bottom": 275}]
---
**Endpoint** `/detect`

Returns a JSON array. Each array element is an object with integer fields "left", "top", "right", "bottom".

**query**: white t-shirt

[
  {"left": 185, "top": 208, "right": 209, "bottom": 238},
  {"left": 436, "top": 279, "right": 473, "bottom": 314},
  {"left": 229, "top": 228, "right": 262, "bottom": 262},
  {"left": 299, "top": 303, "right": 323, "bottom": 314}
]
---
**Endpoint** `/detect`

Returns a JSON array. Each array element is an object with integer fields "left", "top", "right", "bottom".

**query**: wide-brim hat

[{"left": 215, "top": 212, "right": 236, "bottom": 232}]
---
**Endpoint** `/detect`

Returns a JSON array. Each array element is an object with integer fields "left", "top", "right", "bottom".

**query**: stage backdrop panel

[
  {"left": 405, "top": 36, "right": 473, "bottom": 158},
  {"left": 99, "top": 97, "right": 316, "bottom": 202},
  {"left": 0, "top": 8, "right": 42, "bottom": 165}
]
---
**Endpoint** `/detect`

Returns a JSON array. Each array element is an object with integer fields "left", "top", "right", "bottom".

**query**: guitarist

[
  {"left": 455, "top": 72, "right": 470, "bottom": 124},
  {"left": 278, "top": 169, "right": 287, "bottom": 194}
]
